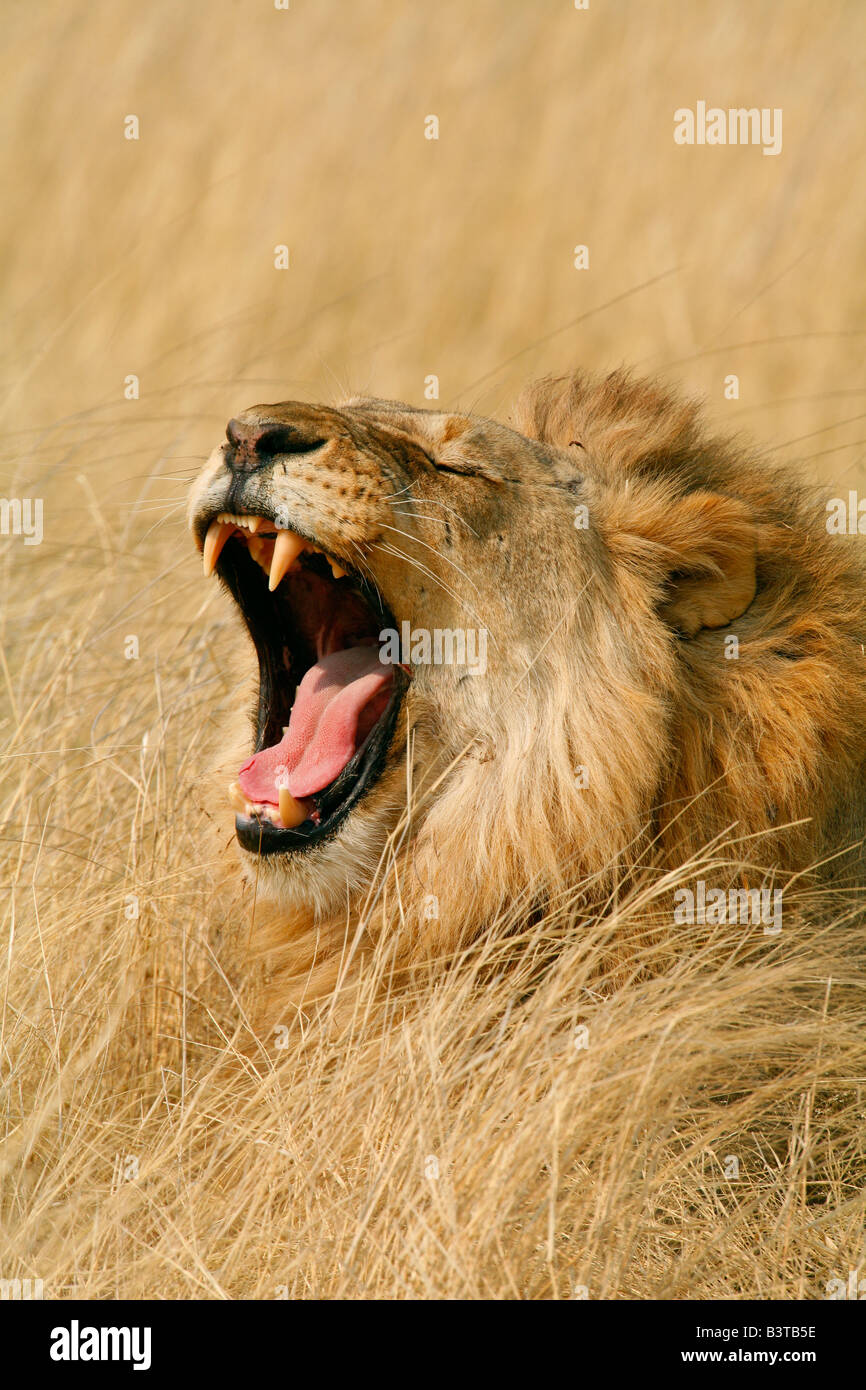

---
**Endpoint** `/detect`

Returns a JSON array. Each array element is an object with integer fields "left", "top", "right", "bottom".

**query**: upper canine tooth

[
  {"left": 203, "top": 519, "right": 235, "bottom": 576},
  {"left": 269, "top": 529, "right": 306, "bottom": 591},
  {"left": 328, "top": 559, "right": 348, "bottom": 579}
]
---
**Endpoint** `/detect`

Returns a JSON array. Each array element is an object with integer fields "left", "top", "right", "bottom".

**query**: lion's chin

[{"left": 236, "top": 771, "right": 408, "bottom": 920}]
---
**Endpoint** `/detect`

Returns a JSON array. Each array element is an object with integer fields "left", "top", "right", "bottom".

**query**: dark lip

[{"left": 203, "top": 505, "right": 406, "bottom": 857}]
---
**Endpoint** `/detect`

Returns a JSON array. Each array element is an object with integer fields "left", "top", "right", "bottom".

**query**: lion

[{"left": 189, "top": 369, "right": 866, "bottom": 1018}]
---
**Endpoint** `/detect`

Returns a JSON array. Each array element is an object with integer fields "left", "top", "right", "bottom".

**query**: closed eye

[
  {"left": 387, "top": 431, "right": 504, "bottom": 482},
  {"left": 431, "top": 458, "right": 522, "bottom": 484},
  {"left": 367, "top": 425, "right": 475, "bottom": 478},
  {"left": 427, "top": 450, "right": 506, "bottom": 482},
  {"left": 430, "top": 459, "right": 479, "bottom": 478},
  {"left": 409, "top": 441, "right": 478, "bottom": 477}
]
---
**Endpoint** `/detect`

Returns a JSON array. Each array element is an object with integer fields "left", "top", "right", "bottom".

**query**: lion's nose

[{"left": 224, "top": 416, "right": 328, "bottom": 473}]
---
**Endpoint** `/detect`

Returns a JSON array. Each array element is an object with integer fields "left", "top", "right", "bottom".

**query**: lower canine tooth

[
  {"left": 269, "top": 529, "right": 306, "bottom": 591},
  {"left": 279, "top": 786, "right": 308, "bottom": 829}
]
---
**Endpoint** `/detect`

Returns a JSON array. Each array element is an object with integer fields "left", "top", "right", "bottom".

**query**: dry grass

[{"left": 2, "top": 0, "right": 866, "bottom": 1299}]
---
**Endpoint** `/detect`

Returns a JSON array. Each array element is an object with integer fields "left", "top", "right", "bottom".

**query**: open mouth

[{"left": 199, "top": 511, "right": 407, "bottom": 855}]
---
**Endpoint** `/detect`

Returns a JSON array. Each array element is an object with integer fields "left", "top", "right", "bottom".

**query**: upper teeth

[
  {"left": 201, "top": 514, "right": 349, "bottom": 585},
  {"left": 217, "top": 513, "right": 263, "bottom": 532}
]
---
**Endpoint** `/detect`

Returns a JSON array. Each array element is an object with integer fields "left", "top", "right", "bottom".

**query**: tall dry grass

[{"left": 2, "top": 0, "right": 865, "bottom": 1298}]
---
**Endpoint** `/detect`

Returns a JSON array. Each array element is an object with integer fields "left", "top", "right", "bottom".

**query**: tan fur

[{"left": 189, "top": 370, "right": 866, "bottom": 1027}]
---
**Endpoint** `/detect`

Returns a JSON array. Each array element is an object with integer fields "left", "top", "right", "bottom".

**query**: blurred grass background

[
  {"left": 3, "top": 0, "right": 865, "bottom": 438},
  {"left": 2, "top": 0, "right": 865, "bottom": 1300}
]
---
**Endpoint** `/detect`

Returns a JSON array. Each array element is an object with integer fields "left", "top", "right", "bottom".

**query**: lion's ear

[
  {"left": 656, "top": 493, "right": 757, "bottom": 637},
  {"left": 611, "top": 490, "right": 757, "bottom": 638}
]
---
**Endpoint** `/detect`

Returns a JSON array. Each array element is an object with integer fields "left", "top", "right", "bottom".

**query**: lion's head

[{"left": 189, "top": 371, "right": 866, "bottom": 1007}]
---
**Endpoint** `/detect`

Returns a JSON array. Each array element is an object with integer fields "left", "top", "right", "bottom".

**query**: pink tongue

[{"left": 238, "top": 646, "right": 391, "bottom": 803}]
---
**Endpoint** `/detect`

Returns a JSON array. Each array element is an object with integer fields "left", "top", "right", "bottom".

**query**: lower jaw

[
  {"left": 235, "top": 812, "right": 327, "bottom": 855},
  {"left": 233, "top": 676, "right": 407, "bottom": 857}
]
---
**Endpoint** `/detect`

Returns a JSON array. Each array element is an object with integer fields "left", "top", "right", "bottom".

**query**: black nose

[{"left": 224, "top": 416, "right": 328, "bottom": 473}]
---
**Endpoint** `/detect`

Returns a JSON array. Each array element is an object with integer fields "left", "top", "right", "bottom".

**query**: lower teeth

[{"left": 227, "top": 780, "right": 309, "bottom": 829}]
